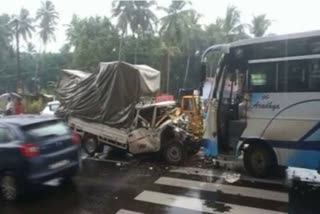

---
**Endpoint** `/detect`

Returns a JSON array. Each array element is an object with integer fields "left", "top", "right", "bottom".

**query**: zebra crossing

[{"left": 116, "top": 166, "right": 289, "bottom": 214}]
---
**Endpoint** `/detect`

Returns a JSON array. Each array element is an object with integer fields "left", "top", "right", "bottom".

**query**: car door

[{"left": 0, "top": 126, "right": 17, "bottom": 170}]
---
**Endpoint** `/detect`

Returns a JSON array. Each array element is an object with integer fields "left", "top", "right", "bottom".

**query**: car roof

[
  {"left": 47, "top": 100, "right": 60, "bottom": 105},
  {"left": 0, "top": 115, "right": 59, "bottom": 126}
]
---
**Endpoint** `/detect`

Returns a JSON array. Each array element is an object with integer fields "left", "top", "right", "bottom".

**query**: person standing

[
  {"left": 6, "top": 97, "right": 14, "bottom": 115},
  {"left": 14, "top": 98, "right": 24, "bottom": 115}
]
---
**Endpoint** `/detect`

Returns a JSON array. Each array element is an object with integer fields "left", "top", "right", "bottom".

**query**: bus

[{"left": 201, "top": 30, "right": 320, "bottom": 177}]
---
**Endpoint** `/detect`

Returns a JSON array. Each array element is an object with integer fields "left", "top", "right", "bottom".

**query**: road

[{"left": 0, "top": 155, "right": 319, "bottom": 214}]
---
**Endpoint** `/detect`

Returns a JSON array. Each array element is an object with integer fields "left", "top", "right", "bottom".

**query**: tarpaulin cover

[{"left": 56, "top": 61, "right": 160, "bottom": 127}]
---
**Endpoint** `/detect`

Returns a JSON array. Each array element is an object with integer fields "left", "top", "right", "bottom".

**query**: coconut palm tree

[
  {"left": 0, "top": 14, "right": 11, "bottom": 50},
  {"left": 112, "top": 0, "right": 157, "bottom": 62},
  {"left": 159, "top": 1, "right": 192, "bottom": 45},
  {"left": 160, "top": 0, "right": 192, "bottom": 92},
  {"left": 250, "top": 14, "right": 272, "bottom": 37},
  {"left": 131, "top": 0, "right": 157, "bottom": 63},
  {"left": 36, "top": 0, "right": 59, "bottom": 51},
  {"left": 160, "top": 42, "right": 180, "bottom": 93},
  {"left": 8, "top": 8, "right": 35, "bottom": 92},
  {"left": 112, "top": 0, "right": 135, "bottom": 60},
  {"left": 221, "top": 5, "right": 249, "bottom": 42},
  {"left": 182, "top": 10, "right": 201, "bottom": 87}
]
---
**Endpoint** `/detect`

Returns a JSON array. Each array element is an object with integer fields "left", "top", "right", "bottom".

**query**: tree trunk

[
  {"left": 134, "top": 35, "right": 138, "bottom": 64},
  {"left": 15, "top": 29, "right": 22, "bottom": 93},
  {"left": 118, "top": 33, "right": 124, "bottom": 61},
  {"left": 34, "top": 54, "right": 40, "bottom": 93},
  {"left": 166, "top": 52, "right": 171, "bottom": 93},
  {"left": 34, "top": 44, "right": 45, "bottom": 93},
  {"left": 183, "top": 54, "right": 191, "bottom": 88}
]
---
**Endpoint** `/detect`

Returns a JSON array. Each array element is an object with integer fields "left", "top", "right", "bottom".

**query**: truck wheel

[
  {"left": 244, "top": 143, "right": 276, "bottom": 178},
  {"left": 163, "top": 141, "right": 185, "bottom": 165},
  {"left": 0, "top": 172, "right": 20, "bottom": 201},
  {"left": 83, "top": 134, "right": 103, "bottom": 157}
]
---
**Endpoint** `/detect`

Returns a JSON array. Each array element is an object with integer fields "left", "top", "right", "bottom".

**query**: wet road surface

[{"left": 0, "top": 155, "right": 319, "bottom": 214}]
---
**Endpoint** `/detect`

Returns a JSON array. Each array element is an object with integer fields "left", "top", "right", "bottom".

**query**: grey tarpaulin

[{"left": 56, "top": 61, "right": 160, "bottom": 128}]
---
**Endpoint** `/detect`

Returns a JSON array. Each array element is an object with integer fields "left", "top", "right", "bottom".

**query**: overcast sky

[{"left": 2, "top": 0, "right": 320, "bottom": 52}]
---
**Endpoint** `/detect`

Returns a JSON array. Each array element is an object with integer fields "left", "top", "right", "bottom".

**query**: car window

[
  {"left": 49, "top": 104, "right": 59, "bottom": 112},
  {"left": 22, "top": 120, "right": 70, "bottom": 140},
  {"left": 0, "top": 127, "right": 14, "bottom": 143},
  {"left": 183, "top": 98, "right": 194, "bottom": 111}
]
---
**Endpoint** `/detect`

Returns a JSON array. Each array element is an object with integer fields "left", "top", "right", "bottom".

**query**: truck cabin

[{"left": 134, "top": 101, "right": 176, "bottom": 129}]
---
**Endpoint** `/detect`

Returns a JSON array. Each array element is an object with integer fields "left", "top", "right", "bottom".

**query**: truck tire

[
  {"left": 82, "top": 134, "right": 103, "bottom": 157},
  {"left": 163, "top": 141, "right": 186, "bottom": 165},
  {"left": 244, "top": 143, "right": 276, "bottom": 178}
]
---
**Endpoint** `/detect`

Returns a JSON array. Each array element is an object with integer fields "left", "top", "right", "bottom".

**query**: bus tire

[
  {"left": 244, "top": 143, "right": 276, "bottom": 178},
  {"left": 82, "top": 134, "right": 103, "bottom": 157},
  {"left": 163, "top": 140, "right": 186, "bottom": 165}
]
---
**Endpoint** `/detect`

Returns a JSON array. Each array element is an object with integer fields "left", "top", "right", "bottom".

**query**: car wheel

[
  {"left": 244, "top": 143, "right": 276, "bottom": 178},
  {"left": 163, "top": 141, "right": 186, "bottom": 165},
  {"left": 0, "top": 173, "right": 19, "bottom": 201},
  {"left": 82, "top": 134, "right": 102, "bottom": 157}
]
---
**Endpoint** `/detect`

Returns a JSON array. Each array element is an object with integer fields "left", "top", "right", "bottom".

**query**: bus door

[{"left": 217, "top": 66, "right": 247, "bottom": 154}]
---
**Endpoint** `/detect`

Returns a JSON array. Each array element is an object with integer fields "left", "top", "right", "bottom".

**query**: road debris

[{"left": 223, "top": 172, "right": 241, "bottom": 183}]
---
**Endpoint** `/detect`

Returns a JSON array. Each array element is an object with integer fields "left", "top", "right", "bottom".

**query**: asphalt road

[{"left": 0, "top": 155, "right": 319, "bottom": 214}]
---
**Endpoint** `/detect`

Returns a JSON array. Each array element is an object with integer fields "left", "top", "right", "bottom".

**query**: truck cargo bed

[{"left": 68, "top": 117, "right": 128, "bottom": 149}]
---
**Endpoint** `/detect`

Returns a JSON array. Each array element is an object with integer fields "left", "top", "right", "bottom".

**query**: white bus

[{"left": 202, "top": 30, "right": 320, "bottom": 177}]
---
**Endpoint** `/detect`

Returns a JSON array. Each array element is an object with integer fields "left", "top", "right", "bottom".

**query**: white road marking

[
  {"left": 135, "top": 190, "right": 286, "bottom": 214},
  {"left": 87, "top": 157, "right": 130, "bottom": 165},
  {"left": 155, "top": 177, "right": 288, "bottom": 202},
  {"left": 116, "top": 209, "right": 144, "bottom": 214},
  {"left": 170, "top": 167, "right": 284, "bottom": 185}
]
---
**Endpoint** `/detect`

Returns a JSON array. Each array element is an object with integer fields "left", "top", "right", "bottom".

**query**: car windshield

[{"left": 22, "top": 120, "right": 69, "bottom": 139}]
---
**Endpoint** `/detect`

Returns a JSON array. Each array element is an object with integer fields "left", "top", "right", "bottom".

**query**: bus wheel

[
  {"left": 163, "top": 141, "right": 186, "bottom": 165},
  {"left": 83, "top": 134, "right": 103, "bottom": 157},
  {"left": 244, "top": 143, "right": 276, "bottom": 178}
]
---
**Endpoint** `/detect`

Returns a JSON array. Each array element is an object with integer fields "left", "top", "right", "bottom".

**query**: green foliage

[
  {"left": 66, "top": 16, "right": 119, "bottom": 71},
  {"left": 250, "top": 14, "right": 272, "bottom": 37},
  {"left": 0, "top": 2, "right": 273, "bottom": 96},
  {"left": 25, "top": 99, "right": 42, "bottom": 114},
  {"left": 36, "top": 0, "right": 59, "bottom": 48},
  {"left": 8, "top": 8, "right": 35, "bottom": 42}
]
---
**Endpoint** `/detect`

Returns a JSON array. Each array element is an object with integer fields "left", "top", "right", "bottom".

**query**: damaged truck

[{"left": 56, "top": 61, "right": 201, "bottom": 164}]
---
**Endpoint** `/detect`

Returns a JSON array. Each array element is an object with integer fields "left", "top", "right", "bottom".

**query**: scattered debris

[{"left": 223, "top": 172, "right": 241, "bottom": 183}]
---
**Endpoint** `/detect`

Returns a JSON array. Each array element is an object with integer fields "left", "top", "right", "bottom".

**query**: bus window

[
  {"left": 277, "top": 62, "right": 286, "bottom": 92},
  {"left": 287, "top": 60, "right": 308, "bottom": 92},
  {"left": 249, "top": 63, "right": 276, "bottom": 92},
  {"left": 309, "top": 60, "right": 320, "bottom": 91}
]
